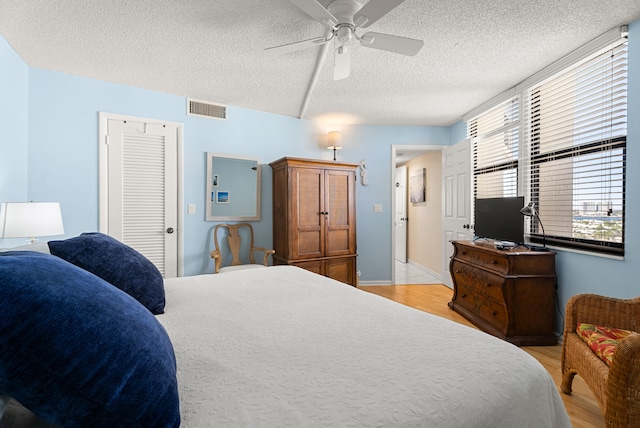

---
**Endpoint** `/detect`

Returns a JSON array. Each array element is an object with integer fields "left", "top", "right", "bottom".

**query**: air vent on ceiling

[{"left": 187, "top": 98, "right": 226, "bottom": 120}]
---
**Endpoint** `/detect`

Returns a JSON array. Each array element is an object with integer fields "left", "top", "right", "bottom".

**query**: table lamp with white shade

[{"left": 0, "top": 202, "right": 65, "bottom": 244}]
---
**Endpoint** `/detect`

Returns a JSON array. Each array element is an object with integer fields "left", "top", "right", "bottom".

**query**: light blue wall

[
  {"left": 448, "top": 120, "right": 466, "bottom": 144},
  {"left": 0, "top": 37, "right": 29, "bottom": 247},
  {"left": 0, "top": 37, "right": 28, "bottom": 205}
]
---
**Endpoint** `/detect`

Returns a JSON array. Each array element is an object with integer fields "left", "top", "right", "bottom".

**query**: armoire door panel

[
  {"left": 325, "top": 169, "right": 356, "bottom": 257},
  {"left": 326, "top": 229, "right": 350, "bottom": 253},
  {"left": 297, "top": 169, "right": 324, "bottom": 227},
  {"left": 327, "top": 173, "right": 349, "bottom": 225},
  {"left": 298, "top": 230, "right": 323, "bottom": 257}
]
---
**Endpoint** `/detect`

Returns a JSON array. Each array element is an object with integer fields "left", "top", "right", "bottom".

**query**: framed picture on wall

[
  {"left": 216, "top": 191, "right": 230, "bottom": 204},
  {"left": 410, "top": 168, "right": 426, "bottom": 203}
]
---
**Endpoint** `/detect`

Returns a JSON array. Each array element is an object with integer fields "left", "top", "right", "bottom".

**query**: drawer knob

[
  {"left": 461, "top": 293, "right": 466, "bottom": 298},
  {"left": 492, "top": 260, "right": 497, "bottom": 264},
  {"left": 492, "top": 311, "right": 497, "bottom": 316}
]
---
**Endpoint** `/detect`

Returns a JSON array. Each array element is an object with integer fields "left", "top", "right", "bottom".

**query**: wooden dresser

[
  {"left": 448, "top": 240, "right": 557, "bottom": 346},
  {"left": 270, "top": 157, "right": 358, "bottom": 286}
]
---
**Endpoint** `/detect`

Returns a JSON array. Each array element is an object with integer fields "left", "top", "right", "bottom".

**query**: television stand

[{"left": 448, "top": 240, "right": 557, "bottom": 346}]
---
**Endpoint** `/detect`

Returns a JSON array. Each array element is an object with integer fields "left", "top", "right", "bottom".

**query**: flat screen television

[{"left": 474, "top": 196, "right": 525, "bottom": 244}]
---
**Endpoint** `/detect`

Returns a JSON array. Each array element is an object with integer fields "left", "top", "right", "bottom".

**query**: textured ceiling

[{"left": 1, "top": 0, "right": 639, "bottom": 127}]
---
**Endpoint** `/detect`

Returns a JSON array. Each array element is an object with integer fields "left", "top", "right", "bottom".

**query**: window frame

[{"left": 467, "top": 28, "right": 628, "bottom": 257}]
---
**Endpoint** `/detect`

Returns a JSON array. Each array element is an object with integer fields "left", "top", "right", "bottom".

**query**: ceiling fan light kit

[{"left": 266, "top": 0, "right": 424, "bottom": 80}]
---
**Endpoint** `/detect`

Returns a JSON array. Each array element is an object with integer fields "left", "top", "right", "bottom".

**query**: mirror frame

[{"left": 206, "top": 152, "right": 261, "bottom": 221}]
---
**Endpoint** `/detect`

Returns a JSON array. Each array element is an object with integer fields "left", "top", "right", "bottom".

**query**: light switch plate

[{"left": 188, "top": 204, "right": 196, "bottom": 215}]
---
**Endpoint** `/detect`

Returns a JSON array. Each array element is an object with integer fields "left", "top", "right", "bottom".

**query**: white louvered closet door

[{"left": 106, "top": 119, "right": 178, "bottom": 277}]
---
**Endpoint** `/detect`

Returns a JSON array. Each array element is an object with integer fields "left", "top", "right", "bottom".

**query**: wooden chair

[
  {"left": 561, "top": 293, "right": 640, "bottom": 427},
  {"left": 210, "top": 223, "right": 274, "bottom": 273}
]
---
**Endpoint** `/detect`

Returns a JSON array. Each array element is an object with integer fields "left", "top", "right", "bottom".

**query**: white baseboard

[{"left": 358, "top": 280, "right": 392, "bottom": 286}]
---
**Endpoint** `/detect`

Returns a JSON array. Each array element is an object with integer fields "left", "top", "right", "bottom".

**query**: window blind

[
  {"left": 469, "top": 97, "right": 520, "bottom": 199},
  {"left": 522, "top": 43, "right": 627, "bottom": 255}
]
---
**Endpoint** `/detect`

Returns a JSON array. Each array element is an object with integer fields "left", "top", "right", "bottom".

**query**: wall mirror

[{"left": 206, "top": 153, "right": 261, "bottom": 221}]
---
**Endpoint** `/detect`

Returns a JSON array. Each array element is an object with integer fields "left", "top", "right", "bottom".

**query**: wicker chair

[{"left": 561, "top": 294, "right": 640, "bottom": 427}]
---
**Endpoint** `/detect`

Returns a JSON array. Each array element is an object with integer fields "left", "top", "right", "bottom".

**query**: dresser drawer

[
  {"left": 455, "top": 284, "right": 508, "bottom": 330},
  {"left": 455, "top": 246, "right": 509, "bottom": 275},
  {"left": 451, "top": 260, "right": 505, "bottom": 302}
]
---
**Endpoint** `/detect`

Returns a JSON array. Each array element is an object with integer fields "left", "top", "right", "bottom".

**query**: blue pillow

[
  {"left": 48, "top": 232, "right": 165, "bottom": 314},
  {"left": 0, "top": 251, "right": 180, "bottom": 427}
]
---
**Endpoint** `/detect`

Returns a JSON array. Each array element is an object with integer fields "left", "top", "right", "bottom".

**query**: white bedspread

[{"left": 158, "top": 266, "right": 570, "bottom": 427}]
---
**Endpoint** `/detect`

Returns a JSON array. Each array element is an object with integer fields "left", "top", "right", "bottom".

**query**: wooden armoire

[{"left": 270, "top": 157, "right": 358, "bottom": 286}]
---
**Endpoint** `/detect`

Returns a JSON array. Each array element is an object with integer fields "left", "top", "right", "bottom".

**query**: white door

[
  {"left": 99, "top": 114, "right": 181, "bottom": 277},
  {"left": 394, "top": 165, "right": 408, "bottom": 262},
  {"left": 442, "top": 139, "right": 472, "bottom": 288}
]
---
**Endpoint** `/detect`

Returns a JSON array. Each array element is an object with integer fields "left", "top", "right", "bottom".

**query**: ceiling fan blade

[
  {"left": 360, "top": 32, "right": 424, "bottom": 56},
  {"left": 289, "top": 0, "right": 338, "bottom": 28},
  {"left": 353, "top": 0, "right": 406, "bottom": 28},
  {"left": 265, "top": 37, "right": 329, "bottom": 55},
  {"left": 334, "top": 44, "right": 351, "bottom": 80}
]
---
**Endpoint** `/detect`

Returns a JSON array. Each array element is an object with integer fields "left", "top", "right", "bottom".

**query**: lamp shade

[
  {"left": 327, "top": 131, "right": 342, "bottom": 149},
  {"left": 0, "top": 202, "right": 65, "bottom": 242},
  {"left": 519, "top": 202, "right": 536, "bottom": 217}
]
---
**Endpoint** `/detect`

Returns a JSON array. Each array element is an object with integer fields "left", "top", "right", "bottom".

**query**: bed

[
  {"left": 159, "top": 266, "right": 570, "bottom": 427},
  {"left": 0, "top": 236, "right": 571, "bottom": 427}
]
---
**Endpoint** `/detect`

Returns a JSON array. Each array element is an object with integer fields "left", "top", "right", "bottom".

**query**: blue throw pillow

[
  {"left": 48, "top": 232, "right": 165, "bottom": 314},
  {"left": 0, "top": 251, "right": 180, "bottom": 427}
]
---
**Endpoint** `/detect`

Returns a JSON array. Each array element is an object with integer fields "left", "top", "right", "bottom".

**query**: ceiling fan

[{"left": 265, "top": 0, "right": 424, "bottom": 80}]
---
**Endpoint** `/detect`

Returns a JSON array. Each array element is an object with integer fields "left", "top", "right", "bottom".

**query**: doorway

[{"left": 390, "top": 145, "right": 443, "bottom": 285}]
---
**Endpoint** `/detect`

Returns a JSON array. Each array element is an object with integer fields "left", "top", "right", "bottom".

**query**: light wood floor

[{"left": 359, "top": 284, "right": 605, "bottom": 428}]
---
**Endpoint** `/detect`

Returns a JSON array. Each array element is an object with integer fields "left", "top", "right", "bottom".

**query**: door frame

[
  {"left": 98, "top": 112, "right": 185, "bottom": 276},
  {"left": 390, "top": 144, "right": 443, "bottom": 285},
  {"left": 394, "top": 165, "right": 408, "bottom": 263}
]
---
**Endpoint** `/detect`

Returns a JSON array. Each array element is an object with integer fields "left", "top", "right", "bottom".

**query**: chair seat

[
  {"left": 577, "top": 323, "right": 638, "bottom": 366},
  {"left": 218, "top": 264, "right": 267, "bottom": 274}
]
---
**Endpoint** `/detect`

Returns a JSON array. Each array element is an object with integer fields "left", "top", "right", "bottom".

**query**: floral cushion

[{"left": 577, "top": 323, "right": 638, "bottom": 366}]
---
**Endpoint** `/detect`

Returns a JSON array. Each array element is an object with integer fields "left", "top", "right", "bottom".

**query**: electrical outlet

[{"left": 374, "top": 204, "right": 382, "bottom": 213}]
